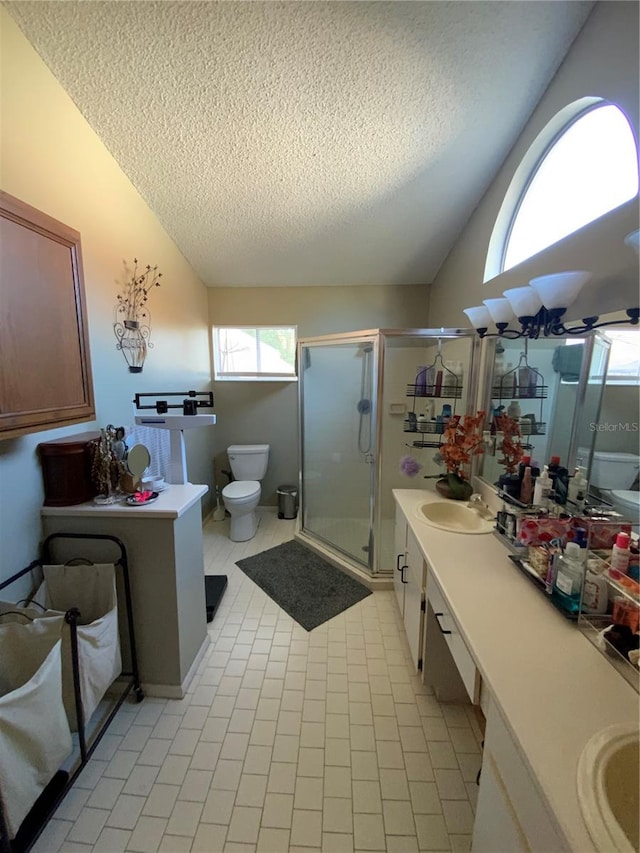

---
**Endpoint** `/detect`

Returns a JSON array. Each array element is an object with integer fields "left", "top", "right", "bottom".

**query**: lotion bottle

[
  {"left": 568, "top": 466, "right": 589, "bottom": 506},
  {"left": 611, "top": 532, "right": 631, "bottom": 574},
  {"left": 533, "top": 465, "right": 552, "bottom": 508},
  {"left": 519, "top": 466, "right": 533, "bottom": 504}
]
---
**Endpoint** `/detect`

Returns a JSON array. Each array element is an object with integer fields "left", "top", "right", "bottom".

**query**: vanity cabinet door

[
  {"left": 472, "top": 751, "right": 528, "bottom": 852},
  {"left": 394, "top": 504, "right": 408, "bottom": 616},
  {"left": 473, "top": 699, "right": 568, "bottom": 852},
  {"left": 403, "top": 528, "right": 426, "bottom": 672},
  {"left": 0, "top": 192, "right": 95, "bottom": 439}
]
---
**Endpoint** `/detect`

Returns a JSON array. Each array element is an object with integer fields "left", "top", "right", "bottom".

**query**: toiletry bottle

[
  {"left": 533, "top": 465, "right": 552, "bottom": 508},
  {"left": 568, "top": 466, "right": 589, "bottom": 506},
  {"left": 548, "top": 456, "right": 568, "bottom": 505},
  {"left": 520, "top": 466, "right": 533, "bottom": 504},
  {"left": 507, "top": 400, "right": 521, "bottom": 419},
  {"left": 424, "top": 399, "right": 435, "bottom": 420},
  {"left": 518, "top": 455, "right": 532, "bottom": 481},
  {"left": 483, "top": 430, "right": 494, "bottom": 456},
  {"left": 417, "top": 413, "right": 428, "bottom": 432},
  {"left": 552, "top": 542, "right": 586, "bottom": 615},
  {"left": 611, "top": 532, "right": 631, "bottom": 574},
  {"left": 415, "top": 366, "right": 427, "bottom": 396},
  {"left": 454, "top": 361, "right": 464, "bottom": 395},
  {"left": 443, "top": 361, "right": 455, "bottom": 394},
  {"left": 573, "top": 527, "right": 589, "bottom": 556},
  {"left": 518, "top": 365, "right": 531, "bottom": 398},
  {"left": 434, "top": 369, "right": 443, "bottom": 397},
  {"left": 582, "top": 566, "right": 608, "bottom": 614},
  {"left": 493, "top": 354, "right": 505, "bottom": 393}
]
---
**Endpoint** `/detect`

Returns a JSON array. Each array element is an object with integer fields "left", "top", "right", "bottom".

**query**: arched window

[{"left": 486, "top": 100, "right": 638, "bottom": 279}]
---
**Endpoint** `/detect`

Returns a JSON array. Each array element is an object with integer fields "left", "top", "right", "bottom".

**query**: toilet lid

[
  {"left": 611, "top": 489, "right": 640, "bottom": 509},
  {"left": 223, "top": 480, "right": 260, "bottom": 499}
]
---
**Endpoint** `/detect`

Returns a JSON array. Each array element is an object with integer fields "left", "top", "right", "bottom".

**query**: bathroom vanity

[
  {"left": 41, "top": 484, "right": 209, "bottom": 698},
  {"left": 393, "top": 487, "right": 639, "bottom": 852}
]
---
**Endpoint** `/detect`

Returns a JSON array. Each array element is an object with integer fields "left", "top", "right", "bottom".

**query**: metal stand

[{"left": 0, "top": 533, "right": 144, "bottom": 852}]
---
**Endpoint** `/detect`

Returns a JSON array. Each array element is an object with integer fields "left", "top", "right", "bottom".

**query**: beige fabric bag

[{"left": 0, "top": 615, "right": 72, "bottom": 838}]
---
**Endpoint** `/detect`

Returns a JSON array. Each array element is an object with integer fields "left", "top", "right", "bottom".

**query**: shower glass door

[{"left": 299, "top": 335, "right": 377, "bottom": 570}]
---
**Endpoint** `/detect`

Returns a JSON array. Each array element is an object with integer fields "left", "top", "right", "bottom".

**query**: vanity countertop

[
  {"left": 393, "top": 487, "right": 639, "bottom": 853},
  {"left": 41, "top": 483, "right": 208, "bottom": 520}
]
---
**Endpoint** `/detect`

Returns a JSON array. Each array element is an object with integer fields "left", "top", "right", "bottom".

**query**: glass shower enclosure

[{"left": 297, "top": 329, "right": 480, "bottom": 579}]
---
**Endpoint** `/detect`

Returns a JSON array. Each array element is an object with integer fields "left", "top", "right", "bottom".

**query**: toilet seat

[
  {"left": 610, "top": 489, "right": 640, "bottom": 512},
  {"left": 223, "top": 480, "right": 260, "bottom": 500}
]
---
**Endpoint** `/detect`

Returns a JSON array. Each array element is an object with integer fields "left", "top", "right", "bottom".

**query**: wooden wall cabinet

[{"left": 0, "top": 192, "right": 95, "bottom": 439}]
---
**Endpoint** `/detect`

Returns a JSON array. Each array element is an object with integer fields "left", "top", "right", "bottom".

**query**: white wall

[
  {"left": 208, "top": 285, "right": 430, "bottom": 504},
  {"left": 0, "top": 11, "right": 213, "bottom": 586},
  {"left": 429, "top": 1, "right": 639, "bottom": 330}
]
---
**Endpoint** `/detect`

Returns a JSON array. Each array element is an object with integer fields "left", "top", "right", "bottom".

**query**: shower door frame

[
  {"left": 297, "top": 330, "right": 381, "bottom": 574},
  {"left": 297, "top": 328, "right": 481, "bottom": 579}
]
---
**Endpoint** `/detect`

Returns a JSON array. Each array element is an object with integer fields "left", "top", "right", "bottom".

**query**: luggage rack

[{"left": 0, "top": 532, "right": 143, "bottom": 853}]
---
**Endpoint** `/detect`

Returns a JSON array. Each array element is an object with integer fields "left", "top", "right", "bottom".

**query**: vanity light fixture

[{"left": 464, "top": 269, "right": 640, "bottom": 339}]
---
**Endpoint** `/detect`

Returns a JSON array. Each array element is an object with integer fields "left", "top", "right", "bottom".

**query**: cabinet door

[
  {"left": 403, "top": 528, "right": 426, "bottom": 672},
  {"left": 394, "top": 504, "right": 408, "bottom": 616},
  {"left": 472, "top": 751, "right": 528, "bottom": 853},
  {"left": 0, "top": 192, "right": 95, "bottom": 439}
]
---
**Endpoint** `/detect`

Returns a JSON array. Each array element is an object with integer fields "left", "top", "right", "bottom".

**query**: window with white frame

[
  {"left": 213, "top": 326, "right": 297, "bottom": 381},
  {"left": 488, "top": 101, "right": 639, "bottom": 277}
]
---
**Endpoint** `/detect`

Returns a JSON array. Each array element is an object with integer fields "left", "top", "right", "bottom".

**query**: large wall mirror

[{"left": 477, "top": 331, "right": 626, "bottom": 496}]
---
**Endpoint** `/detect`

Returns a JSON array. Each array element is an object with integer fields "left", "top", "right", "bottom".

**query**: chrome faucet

[{"left": 467, "top": 493, "right": 495, "bottom": 520}]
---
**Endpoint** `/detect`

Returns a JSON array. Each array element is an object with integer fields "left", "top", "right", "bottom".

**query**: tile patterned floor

[{"left": 33, "top": 511, "right": 482, "bottom": 853}]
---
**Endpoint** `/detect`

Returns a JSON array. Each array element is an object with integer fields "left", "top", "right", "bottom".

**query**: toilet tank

[
  {"left": 587, "top": 450, "right": 640, "bottom": 490},
  {"left": 227, "top": 444, "right": 270, "bottom": 480}
]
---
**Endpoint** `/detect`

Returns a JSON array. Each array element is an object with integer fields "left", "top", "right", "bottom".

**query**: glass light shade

[
  {"left": 463, "top": 305, "right": 492, "bottom": 329},
  {"left": 482, "top": 298, "right": 515, "bottom": 324},
  {"left": 529, "top": 270, "right": 591, "bottom": 310},
  {"left": 503, "top": 287, "right": 543, "bottom": 318}
]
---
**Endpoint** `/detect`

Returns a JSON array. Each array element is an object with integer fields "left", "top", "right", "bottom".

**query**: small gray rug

[{"left": 235, "top": 540, "right": 371, "bottom": 631}]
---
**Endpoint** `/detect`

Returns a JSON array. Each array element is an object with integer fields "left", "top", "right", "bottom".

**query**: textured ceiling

[{"left": 5, "top": 1, "right": 594, "bottom": 287}]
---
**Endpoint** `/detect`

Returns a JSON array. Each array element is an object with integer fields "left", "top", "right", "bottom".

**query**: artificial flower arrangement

[
  {"left": 433, "top": 410, "right": 486, "bottom": 499},
  {"left": 437, "top": 411, "right": 486, "bottom": 478},
  {"left": 116, "top": 258, "right": 163, "bottom": 323},
  {"left": 493, "top": 412, "right": 523, "bottom": 474}
]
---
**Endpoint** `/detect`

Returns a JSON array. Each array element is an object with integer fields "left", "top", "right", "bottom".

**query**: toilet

[
  {"left": 222, "top": 444, "right": 270, "bottom": 541},
  {"left": 582, "top": 448, "right": 640, "bottom": 521}
]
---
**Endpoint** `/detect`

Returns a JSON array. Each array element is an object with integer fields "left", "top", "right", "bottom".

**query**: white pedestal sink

[
  {"left": 414, "top": 500, "right": 494, "bottom": 534},
  {"left": 577, "top": 723, "right": 639, "bottom": 853}
]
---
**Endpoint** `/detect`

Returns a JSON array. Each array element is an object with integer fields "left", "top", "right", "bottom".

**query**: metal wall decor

[{"left": 113, "top": 259, "right": 163, "bottom": 372}]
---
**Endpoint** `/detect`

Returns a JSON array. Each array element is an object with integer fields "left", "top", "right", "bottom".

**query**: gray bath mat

[{"left": 235, "top": 539, "right": 371, "bottom": 631}]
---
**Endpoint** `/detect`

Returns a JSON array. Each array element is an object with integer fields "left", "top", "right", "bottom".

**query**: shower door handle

[
  {"left": 401, "top": 565, "right": 408, "bottom": 583},
  {"left": 396, "top": 553, "right": 405, "bottom": 572}
]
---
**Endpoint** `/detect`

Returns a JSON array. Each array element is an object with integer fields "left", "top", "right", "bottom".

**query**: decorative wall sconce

[
  {"left": 464, "top": 267, "right": 639, "bottom": 339},
  {"left": 113, "top": 259, "right": 162, "bottom": 372}
]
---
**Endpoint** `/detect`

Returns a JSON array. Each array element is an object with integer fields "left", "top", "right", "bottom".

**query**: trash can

[{"left": 277, "top": 485, "right": 298, "bottom": 519}]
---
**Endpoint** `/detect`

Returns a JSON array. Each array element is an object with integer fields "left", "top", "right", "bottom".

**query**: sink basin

[
  {"left": 415, "top": 500, "right": 494, "bottom": 534},
  {"left": 577, "top": 723, "right": 639, "bottom": 853}
]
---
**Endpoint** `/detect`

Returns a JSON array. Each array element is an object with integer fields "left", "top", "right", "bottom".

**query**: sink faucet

[{"left": 467, "top": 494, "right": 494, "bottom": 520}]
